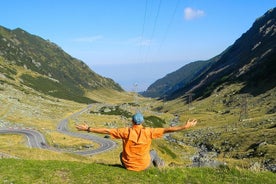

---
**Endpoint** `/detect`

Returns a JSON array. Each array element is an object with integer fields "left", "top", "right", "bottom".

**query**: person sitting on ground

[{"left": 76, "top": 112, "right": 197, "bottom": 171}]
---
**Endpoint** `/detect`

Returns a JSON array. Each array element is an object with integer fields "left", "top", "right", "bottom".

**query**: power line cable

[
  {"left": 139, "top": 0, "right": 149, "bottom": 55},
  {"left": 149, "top": 0, "right": 162, "bottom": 43},
  {"left": 158, "top": 0, "right": 180, "bottom": 52},
  {"left": 144, "top": 0, "right": 162, "bottom": 62}
]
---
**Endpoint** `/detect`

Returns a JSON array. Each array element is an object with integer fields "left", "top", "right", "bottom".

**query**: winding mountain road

[
  {"left": 0, "top": 128, "right": 48, "bottom": 149},
  {"left": 0, "top": 105, "right": 116, "bottom": 156}
]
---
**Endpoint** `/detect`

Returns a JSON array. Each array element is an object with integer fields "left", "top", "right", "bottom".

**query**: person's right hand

[{"left": 75, "top": 123, "right": 89, "bottom": 131}]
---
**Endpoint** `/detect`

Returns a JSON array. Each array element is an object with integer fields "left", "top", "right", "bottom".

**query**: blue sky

[{"left": 1, "top": 0, "right": 275, "bottom": 91}]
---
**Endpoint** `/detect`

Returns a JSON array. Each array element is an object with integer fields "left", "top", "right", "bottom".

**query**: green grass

[
  {"left": 96, "top": 106, "right": 133, "bottom": 118},
  {"left": 20, "top": 74, "right": 95, "bottom": 104},
  {"left": 158, "top": 144, "right": 177, "bottom": 159},
  {"left": 144, "top": 116, "right": 166, "bottom": 127},
  {"left": 0, "top": 159, "right": 275, "bottom": 184},
  {"left": 161, "top": 83, "right": 276, "bottom": 168}
]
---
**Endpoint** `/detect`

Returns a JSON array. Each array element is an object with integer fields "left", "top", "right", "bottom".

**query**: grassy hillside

[
  {"left": 1, "top": 78, "right": 275, "bottom": 168},
  {"left": 158, "top": 82, "right": 276, "bottom": 171},
  {"left": 1, "top": 54, "right": 275, "bottom": 183},
  {"left": 0, "top": 55, "right": 134, "bottom": 104},
  {"left": 0, "top": 159, "right": 275, "bottom": 184},
  {"left": 0, "top": 26, "right": 123, "bottom": 103}
]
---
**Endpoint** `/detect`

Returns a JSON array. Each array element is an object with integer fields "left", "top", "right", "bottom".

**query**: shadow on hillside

[
  {"left": 239, "top": 78, "right": 276, "bottom": 96},
  {"left": 239, "top": 56, "right": 276, "bottom": 96}
]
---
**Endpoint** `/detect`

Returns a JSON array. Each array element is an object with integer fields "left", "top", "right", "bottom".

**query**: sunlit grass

[
  {"left": 1, "top": 159, "right": 275, "bottom": 184},
  {"left": 85, "top": 88, "right": 136, "bottom": 104},
  {"left": 0, "top": 134, "right": 25, "bottom": 148},
  {"left": 46, "top": 131, "right": 98, "bottom": 148},
  {"left": 0, "top": 134, "right": 91, "bottom": 162}
]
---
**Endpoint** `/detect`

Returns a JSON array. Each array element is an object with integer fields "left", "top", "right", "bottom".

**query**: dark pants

[{"left": 120, "top": 149, "right": 163, "bottom": 169}]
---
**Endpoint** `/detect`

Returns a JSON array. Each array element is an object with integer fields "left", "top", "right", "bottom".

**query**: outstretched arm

[
  {"left": 76, "top": 123, "right": 111, "bottom": 134},
  {"left": 163, "top": 119, "right": 197, "bottom": 133}
]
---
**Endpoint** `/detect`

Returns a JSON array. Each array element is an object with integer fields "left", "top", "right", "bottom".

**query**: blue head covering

[{"left": 132, "top": 113, "right": 144, "bottom": 124}]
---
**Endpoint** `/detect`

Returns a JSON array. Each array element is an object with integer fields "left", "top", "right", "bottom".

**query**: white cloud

[
  {"left": 72, "top": 35, "right": 103, "bottom": 42},
  {"left": 184, "top": 7, "right": 205, "bottom": 20}
]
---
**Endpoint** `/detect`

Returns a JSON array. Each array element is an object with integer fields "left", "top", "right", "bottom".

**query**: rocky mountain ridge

[{"left": 143, "top": 8, "right": 276, "bottom": 100}]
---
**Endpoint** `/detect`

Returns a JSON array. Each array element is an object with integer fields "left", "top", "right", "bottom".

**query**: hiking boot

[{"left": 153, "top": 159, "right": 165, "bottom": 168}]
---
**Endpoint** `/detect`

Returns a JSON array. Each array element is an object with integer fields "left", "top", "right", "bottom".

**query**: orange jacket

[{"left": 109, "top": 125, "right": 164, "bottom": 171}]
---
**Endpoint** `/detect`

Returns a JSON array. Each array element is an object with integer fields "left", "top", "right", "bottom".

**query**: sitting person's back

[{"left": 76, "top": 112, "right": 197, "bottom": 171}]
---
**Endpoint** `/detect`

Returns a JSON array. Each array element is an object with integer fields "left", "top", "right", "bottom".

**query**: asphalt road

[
  {"left": 0, "top": 128, "right": 48, "bottom": 149},
  {"left": 0, "top": 104, "right": 116, "bottom": 156}
]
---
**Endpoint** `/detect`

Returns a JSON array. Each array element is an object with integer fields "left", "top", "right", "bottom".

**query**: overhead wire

[
  {"left": 133, "top": 0, "right": 149, "bottom": 95},
  {"left": 144, "top": 0, "right": 162, "bottom": 62},
  {"left": 136, "top": 0, "right": 179, "bottom": 92},
  {"left": 158, "top": 0, "right": 180, "bottom": 52},
  {"left": 149, "top": 0, "right": 162, "bottom": 44},
  {"left": 138, "top": 0, "right": 149, "bottom": 55},
  {"left": 139, "top": 0, "right": 180, "bottom": 63}
]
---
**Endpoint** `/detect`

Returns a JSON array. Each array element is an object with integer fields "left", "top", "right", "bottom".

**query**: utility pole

[
  {"left": 183, "top": 93, "right": 195, "bottom": 110},
  {"left": 133, "top": 83, "right": 138, "bottom": 103},
  {"left": 133, "top": 83, "right": 140, "bottom": 113},
  {"left": 239, "top": 94, "right": 248, "bottom": 121}
]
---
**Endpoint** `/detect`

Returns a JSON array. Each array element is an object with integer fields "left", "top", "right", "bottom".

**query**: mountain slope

[
  {"left": 141, "top": 60, "right": 211, "bottom": 98},
  {"left": 143, "top": 8, "right": 276, "bottom": 100},
  {"left": 141, "top": 52, "right": 228, "bottom": 99},
  {"left": 171, "top": 8, "right": 276, "bottom": 100},
  {"left": 0, "top": 26, "right": 123, "bottom": 103}
]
